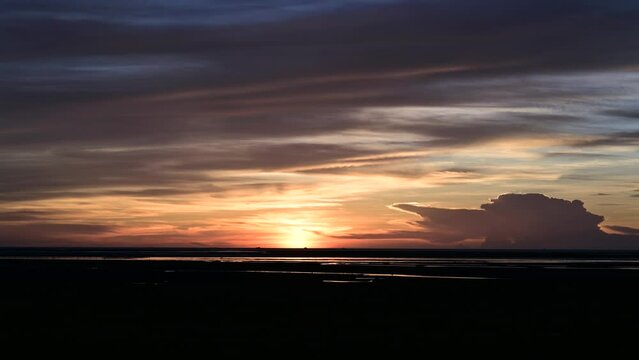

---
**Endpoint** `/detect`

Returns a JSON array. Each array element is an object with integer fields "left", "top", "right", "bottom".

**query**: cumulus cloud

[{"left": 380, "top": 194, "right": 638, "bottom": 249}]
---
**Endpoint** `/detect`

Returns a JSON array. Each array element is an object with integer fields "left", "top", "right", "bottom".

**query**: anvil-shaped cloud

[{"left": 386, "top": 194, "right": 639, "bottom": 249}]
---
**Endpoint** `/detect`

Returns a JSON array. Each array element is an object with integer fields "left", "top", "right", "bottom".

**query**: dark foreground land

[{"left": 1, "top": 248, "right": 639, "bottom": 355}]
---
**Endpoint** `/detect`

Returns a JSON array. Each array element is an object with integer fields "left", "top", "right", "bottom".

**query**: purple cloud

[{"left": 380, "top": 194, "right": 638, "bottom": 249}]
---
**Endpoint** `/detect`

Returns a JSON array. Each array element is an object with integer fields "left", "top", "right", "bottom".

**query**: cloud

[
  {"left": 0, "top": 142, "right": 386, "bottom": 202},
  {"left": 4, "top": 0, "right": 639, "bottom": 116},
  {"left": 0, "top": 210, "right": 63, "bottom": 222},
  {"left": 601, "top": 109, "right": 639, "bottom": 120},
  {"left": 572, "top": 131, "right": 639, "bottom": 147},
  {"left": 399, "top": 121, "right": 541, "bottom": 147},
  {"left": 392, "top": 203, "right": 490, "bottom": 243},
  {"left": 346, "top": 193, "right": 639, "bottom": 249},
  {"left": 604, "top": 225, "right": 639, "bottom": 236},
  {"left": 545, "top": 152, "right": 618, "bottom": 159},
  {"left": 0, "top": 222, "right": 238, "bottom": 247},
  {"left": 1, "top": 0, "right": 638, "bottom": 177},
  {"left": 0, "top": 222, "right": 116, "bottom": 246}
]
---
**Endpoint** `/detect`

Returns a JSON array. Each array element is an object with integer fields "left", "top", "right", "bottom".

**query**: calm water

[{"left": 3, "top": 255, "right": 639, "bottom": 270}]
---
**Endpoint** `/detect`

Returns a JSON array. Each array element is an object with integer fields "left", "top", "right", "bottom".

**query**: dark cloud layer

[
  {"left": 2, "top": 1, "right": 638, "bottom": 167},
  {"left": 383, "top": 194, "right": 639, "bottom": 249},
  {"left": 0, "top": 210, "right": 63, "bottom": 222},
  {"left": 3, "top": 0, "right": 639, "bottom": 118},
  {"left": 0, "top": 223, "right": 115, "bottom": 246},
  {"left": 572, "top": 131, "right": 639, "bottom": 147}
]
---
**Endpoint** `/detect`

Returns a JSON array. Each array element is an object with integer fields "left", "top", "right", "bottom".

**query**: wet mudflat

[{"left": 1, "top": 249, "right": 638, "bottom": 355}]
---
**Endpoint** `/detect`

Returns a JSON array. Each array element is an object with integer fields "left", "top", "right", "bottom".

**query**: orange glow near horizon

[{"left": 283, "top": 227, "right": 315, "bottom": 248}]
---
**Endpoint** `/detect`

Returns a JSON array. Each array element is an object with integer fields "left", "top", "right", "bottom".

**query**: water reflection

[
  {"left": 3, "top": 255, "right": 639, "bottom": 270},
  {"left": 244, "top": 269, "right": 495, "bottom": 280}
]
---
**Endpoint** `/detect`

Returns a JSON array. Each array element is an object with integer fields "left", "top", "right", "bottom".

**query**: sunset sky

[{"left": 1, "top": 0, "right": 638, "bottom": 248}]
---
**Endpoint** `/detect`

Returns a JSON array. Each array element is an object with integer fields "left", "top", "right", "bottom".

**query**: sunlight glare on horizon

[{"left": 283, "top": 227, "right": 315, "bottom": 248}]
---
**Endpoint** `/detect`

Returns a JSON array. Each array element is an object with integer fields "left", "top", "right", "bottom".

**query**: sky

[{"left": 1, "top": 0, "right": 638, "bottom": 248}]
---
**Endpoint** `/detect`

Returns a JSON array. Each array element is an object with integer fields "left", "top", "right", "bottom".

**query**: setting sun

[{"left": 283, "top": 227, "right": 314, "bottom": 248}]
